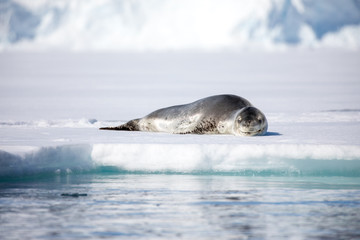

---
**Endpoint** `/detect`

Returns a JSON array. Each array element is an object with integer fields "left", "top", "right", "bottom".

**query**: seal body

[{"left": 100, "top": 94, "right": 268, "bottom": 136}]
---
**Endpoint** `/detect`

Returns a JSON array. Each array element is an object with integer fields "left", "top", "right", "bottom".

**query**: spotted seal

[{"left": 100, "top": 94, "right": 268, "bottom": 136}]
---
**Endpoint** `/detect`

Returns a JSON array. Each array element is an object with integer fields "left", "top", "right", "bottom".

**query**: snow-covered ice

[{"left": 0, "top": 50, "right": 360, "bottom": 177}]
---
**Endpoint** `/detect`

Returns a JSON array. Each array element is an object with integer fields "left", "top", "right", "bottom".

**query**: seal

[{"left": 100, "top": 94, "right": 268, "bottom": 136}]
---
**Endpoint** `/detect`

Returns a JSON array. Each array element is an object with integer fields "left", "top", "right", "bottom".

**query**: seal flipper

[{"left": 99, "top": 119, "right": 140, "bottom": 131}]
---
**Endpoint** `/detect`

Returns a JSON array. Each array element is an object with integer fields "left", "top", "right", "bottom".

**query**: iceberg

[{"left": 1, "top": 0, "right": 360, "bottom": 51}]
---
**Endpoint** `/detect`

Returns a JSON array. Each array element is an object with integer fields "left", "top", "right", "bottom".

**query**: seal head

[{"left": 233, "top": 107, "right": 268, "bottom": 136}]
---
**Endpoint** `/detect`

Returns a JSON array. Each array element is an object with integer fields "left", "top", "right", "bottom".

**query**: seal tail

[
  {"left": 99, "top": 126, "right": 125, "bottom": 131},
  {"left": 99, "top": 119, "right": 140, "bottom": 131}
]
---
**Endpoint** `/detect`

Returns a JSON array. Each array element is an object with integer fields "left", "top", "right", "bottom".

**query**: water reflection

[{"left": 1, "top": 174, "right": 360, "bottom": 239}]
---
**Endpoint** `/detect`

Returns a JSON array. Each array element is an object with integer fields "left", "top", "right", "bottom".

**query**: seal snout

[{"left": 242, "top": 117, "right": 259, "bottom": 127}]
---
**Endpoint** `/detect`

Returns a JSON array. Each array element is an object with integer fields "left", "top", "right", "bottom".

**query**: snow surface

[
  {"left": 1, "top": 0, "right": 360, "bottom": 51},
  {"left": 0, "top": 50, "right": 360, "bottom": 177}
]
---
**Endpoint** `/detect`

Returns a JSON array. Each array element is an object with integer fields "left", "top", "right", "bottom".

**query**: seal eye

[{"left": 258, "top": 119, "right": 262, "bottom": 124}]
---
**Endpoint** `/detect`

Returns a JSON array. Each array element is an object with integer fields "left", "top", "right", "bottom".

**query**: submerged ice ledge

[{"left": 1, "top": 143, "right": 360, "bottom": 178}]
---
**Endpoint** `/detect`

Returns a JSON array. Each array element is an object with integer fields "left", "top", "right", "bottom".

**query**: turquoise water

[{"left": 1, "top": 174, "right": 360, "bottom": 239}]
